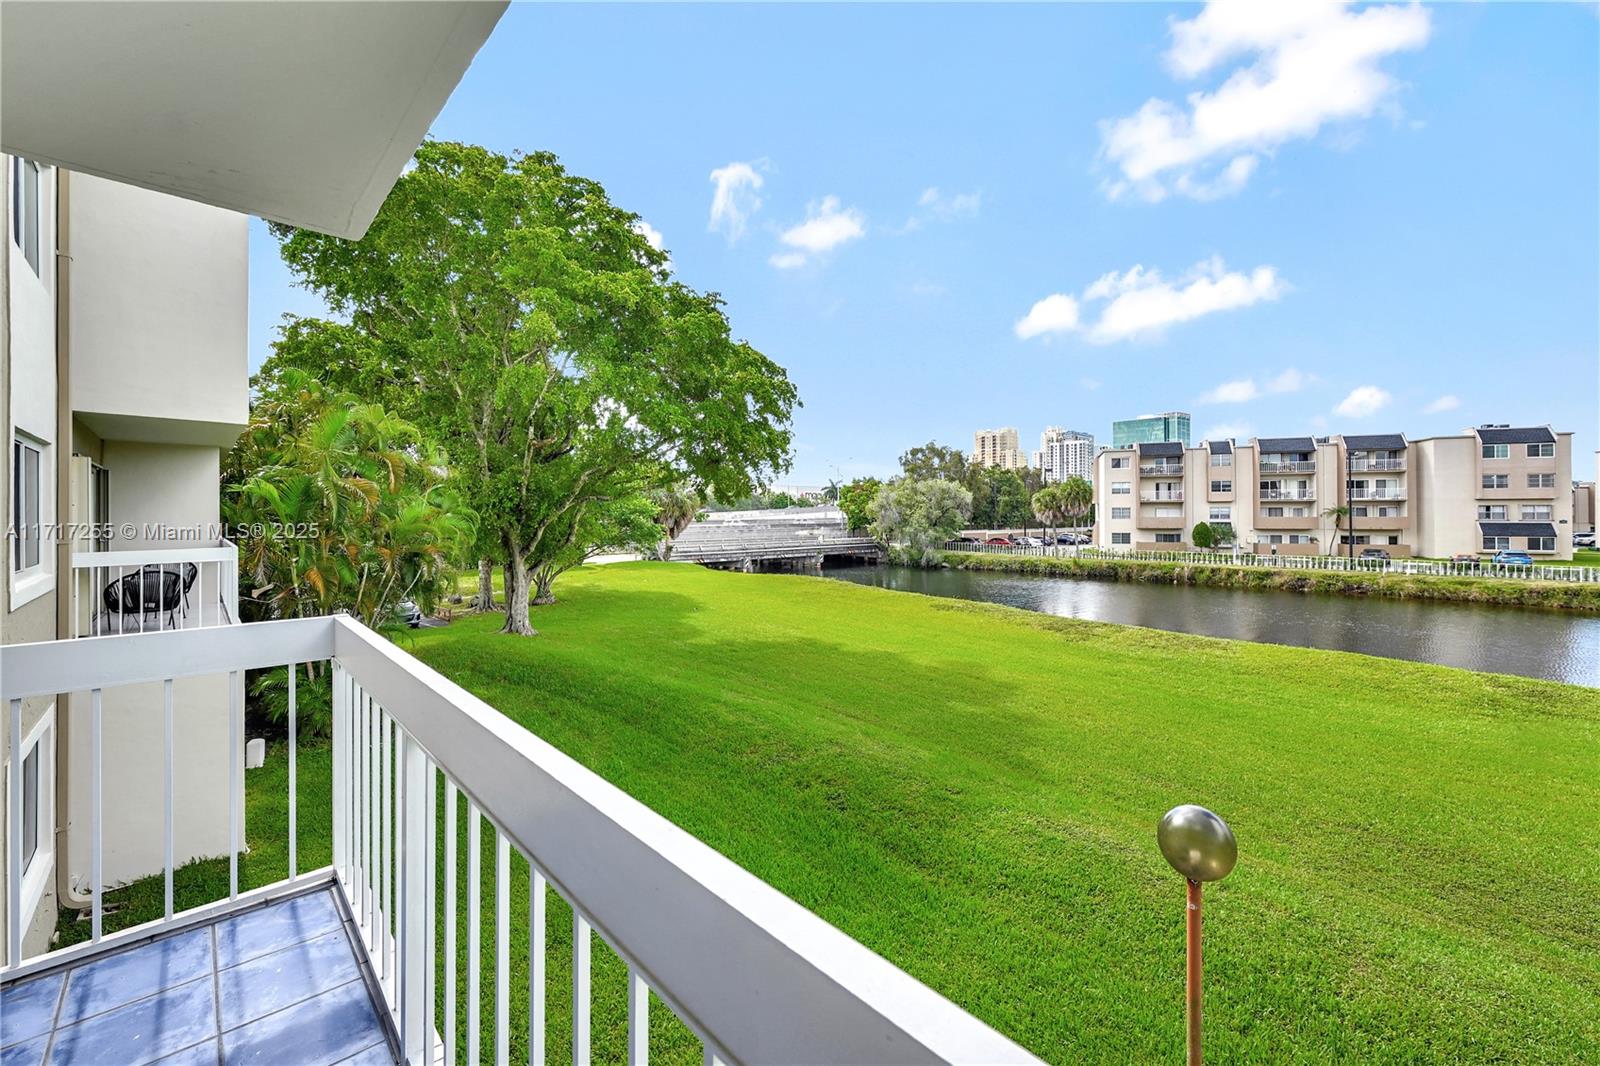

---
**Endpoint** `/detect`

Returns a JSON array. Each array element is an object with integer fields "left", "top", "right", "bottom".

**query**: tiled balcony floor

[{"left": 0, "top": 886, "right": 397, "bottom": 1066}]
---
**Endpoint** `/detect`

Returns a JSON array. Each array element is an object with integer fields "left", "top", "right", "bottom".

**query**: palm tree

[
  {"left": 1031, "top": 485, "right": 1068, "bottom": 549},
  {"left": 1059, "top": 476, "right": 1093, "bottom": 537},
  {"left": 1321, "top": 505, "right": 1351, "bottom": 557},
  {"left": 652, "top": 486, "right": 703, "bottom": 560}
]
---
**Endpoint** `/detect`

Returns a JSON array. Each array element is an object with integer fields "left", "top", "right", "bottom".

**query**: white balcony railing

[
  {"left": 1258, "top": 489, "right": 1315, "bottom": 501},
  {"left": 1349, "top": 489, "right": 1407, "bottom": 500},
  {"left": 1, "top": 617, "right": 1039, "bottom": 1065},
  {"left": 69, "top": 540, "right": 238, "bottom": 637},
  {"left": 1137, "top": 464, "right": 1182, "bottom": 476},
  {"left": 1139, "top": 490, "right": 1183, "bottom": 502},
  {"left": 1348, "top": 458, "right": 1405, "bottom": 472},
  {"left": 1258, "top": 461, "right": 1316, "bottom": 473}
]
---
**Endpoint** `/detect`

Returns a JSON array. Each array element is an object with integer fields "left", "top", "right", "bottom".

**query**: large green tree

[
  {"left": 837, "top": 477, "right": 881, "bottom": 533},
  {"left": 899, "top": 441, "right": 968, "bottom": 483},
  {"left": 266, "top": 142, "right": 796, "bottom": 633},
  {"left": 868, "top": 479, "right": 973, "bottom": 564}
]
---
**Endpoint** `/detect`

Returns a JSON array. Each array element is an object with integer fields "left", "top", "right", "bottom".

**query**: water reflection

[{"left": 823, "top": 564, "right": 1598, "bottom": 686}]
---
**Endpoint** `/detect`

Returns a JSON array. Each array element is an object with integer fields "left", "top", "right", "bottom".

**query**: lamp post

[{"left": 1157, "top": 805, "right": 1237, "bottom": 1066}]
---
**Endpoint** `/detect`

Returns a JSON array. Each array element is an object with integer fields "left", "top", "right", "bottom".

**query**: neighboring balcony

[
  {"left": 1138, "top": 464, "right": 1183, "bottom": 477},
  {"left": 1140, "top": 489, "right": 1183, "bottom": 502},
  {"left": 1136, "top": 513, "right": 1186, "bottom": 530},
  {"left": 1259, "top": 488, "right": 1316, "bottom": 501},
  {"left": 1349, "top": 487, "right": 1407, "bottom": 501},
  {"left": 70, "top": 540, "right": 238, "bottom": 637},
  {"left": 1, "top": 617, "right": 1038, "bottom": 1065},
  {"left": 1258, "top": 460, "right": 1316, "bottom": 474},
  {"left": 1349, "top": 457, "right": 1405, "bottom": 472}
]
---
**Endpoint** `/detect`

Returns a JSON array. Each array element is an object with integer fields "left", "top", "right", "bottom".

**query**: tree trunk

[
  {"left": 501, "top": 542, "right": 536, "bottom": 636},
  {"left": 531, "top": 566, "right": 557, "bottom": 606},
  {"left": 473, "top": 557, "right": 496, "bottom": 611}
]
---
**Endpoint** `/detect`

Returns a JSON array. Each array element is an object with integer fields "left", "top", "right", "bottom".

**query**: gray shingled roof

[
  {"left": 1255, "top": 436, "right": 1315, "bottom": 453},
  {"left": 1343, "top": 433, "right": 1406, "bottom": 450},
  {"left": 1208, "top": 439, "right": 1232, "bottom": 454},
  {"left": 1477, "top": 521, "right": 1557, "bottom": 537},
  {"left": 1138, "top": 441, "right": 1185, "bottom": 458},
  {"left": 1476, "top": 426, "right": 1556, "bottom": 445}
]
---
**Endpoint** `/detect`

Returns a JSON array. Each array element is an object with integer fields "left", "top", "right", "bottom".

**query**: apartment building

[
  {"left": 973, "top": 426, "right": 1024, "bottom": 469},
  {"left": 1111, "top": 411, "right": 1191, "bottom": 448},
  {"left": 1094, "top": 424, "right": 1575, "bottom": 559},
  {"left": 1033, "top": 427, "right": 1094, "bottom": 484}
]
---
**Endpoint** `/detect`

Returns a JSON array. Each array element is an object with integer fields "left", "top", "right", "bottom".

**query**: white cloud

[
  {"left": 771, "top": 196, "right": 865, "bottom": 269},
  {"left": 1018, "top": 257, "right": 1284, "bottom": 345},
  {"left": 1013, "top": 293, "right": 1081, "bottom": 340},
  {"left": 1080, "top": 377, "right": 1103, "bottom": 391},
  {"left": 1201, "top": 367, "right": 1313, "bottom": 403},
  {"left": 708, "top": 161, "right": 765, "bottom": 242},
  {"left": 1423, "top": 393, "right": 1461, "bottom": 414},
  {"left": 1334, "top": 385, "right": 1392, "bottom": 418},
  {"left": 631, "top": 220, "right": 670, "bottom": 271},
  {"left": 1203, "top": 421, "right": 1252, "bottom": 442},
  {"left": 1100, "top": 0, "right": 1431, "bottom": 201},
  {"left": 908, "top": 186, "right": 982, "bottom": 229}
]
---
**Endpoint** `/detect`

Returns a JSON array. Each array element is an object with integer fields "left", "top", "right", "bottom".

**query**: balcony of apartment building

[
  {"left": 1139, "top": 487, "right": 1184, "bottom": 503},
  {"left": 1135, "top": 441, "right": 1184, "bottom": 477},
  {"left": 1255, "top": 496, "right": 1318, "bottom": 530},
  {"left": 1255, "top": 437, "right": 1317, "bottom": 476},
  {"left": 1138, "top": 460, "right": 1183, "bottom": 477},
  {"left": 1342, "top": 434, "right": 1408, "bottom": 475},
  {"left": 1135, "top": 508, "right": 1187, "bottom": 530},
  {"left": 1, "top": 615, "right": 1039, "bottom": 1066}
]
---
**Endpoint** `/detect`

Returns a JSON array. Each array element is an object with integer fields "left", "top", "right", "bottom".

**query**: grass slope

[{"left": 405, "top": 563, "right": 1600, "bottom": 1063}]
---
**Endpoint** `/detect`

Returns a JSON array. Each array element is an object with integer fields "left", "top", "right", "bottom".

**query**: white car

[
  {"left": 1575, "top": 531, "right": 1596, "bottom": 549},
  {"left": 395, "top": 599, "right": 423, "bottom": 628}
]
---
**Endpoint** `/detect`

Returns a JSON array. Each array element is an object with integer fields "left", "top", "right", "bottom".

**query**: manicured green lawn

[
  {"left": 74, "top": 563, "right": 1600, "bottom": 1062},
  {"left": 407, "top": 563, "right": 1600, "bottom": 1063}
]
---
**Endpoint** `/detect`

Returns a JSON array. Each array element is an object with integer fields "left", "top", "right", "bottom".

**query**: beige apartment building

[
  {"left": 1094, "top": 424, "right": 1576, "bottom": 560},
  {"left": 973, "top": 426, "right": 1024, "bottom": 470}
]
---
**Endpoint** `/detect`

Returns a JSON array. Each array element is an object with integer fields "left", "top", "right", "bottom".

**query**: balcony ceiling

[{"left": 1, "top": 1, "right": 506, "bottom": 239}]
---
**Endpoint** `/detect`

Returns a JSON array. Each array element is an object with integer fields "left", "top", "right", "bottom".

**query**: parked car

[
  {"left": 951, "top": 536, "right": 981, "bottom": 546},
  {"left": 1358, "top": 548, "right": 1391, "bottom": 562},
  {"left": 985, "top": 535, "right": 1013, "bottom": 546},
  {"left": 1054, "top": 533, "right": 1078, "bottom": 545},
  {"left": 1491, "top": 551, "right": 1535, "bottom": 567},
  {"left": 1575, "top": 531, "right": 1596, "bottom": 548},
  {"left": 1450, "top": 553, "right": 1480, "bottom": 568},
  {"left": 395, "top": 599, "right": 424, "bottom": 628},
  {"left": 1013, "top": 536, "right": 1042, "bottom": 547}
]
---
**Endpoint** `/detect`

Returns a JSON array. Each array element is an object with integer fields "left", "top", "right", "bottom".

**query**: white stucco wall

[
  {"left": 103, "top": 441, "right": 221, "bottom": 549},
  {"left": 68, "top": 174, "right": 247, "bottom": 437}
]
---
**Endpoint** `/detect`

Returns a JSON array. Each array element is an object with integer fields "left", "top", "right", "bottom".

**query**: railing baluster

[
  {"left": 333, "top": 663, "right": 347, "bottom": 890},
  {"left": 381, "top": 712, "right": 392, "bottom": 994},
  {"left": 446, "top": 782, "right": 458, "bottom": 1066},
  {"left": 164, "top": 678, "right": 175, "bottom": 920},
  {"left": 91, "top": 687, "right": 103, "bottom": 941},
  {"left": 228, "top": 670, "right": 240, "bottom": 900},
  {"left": 288, "top": 664, "right": 298, "bottom": 880},
  {"left": 424, "top": 758, "right": 437, "bottom": 1066},
  {"left": 530, "top": 868, "right": 546, "bottom": 1066},
  {"left": 628, "top": 968, "right": 648, "bottom": 1066},
  {"left": 7, "top": 698, "right": 22, "bottom": 966},
  {"left": 399, "top": 729, "right": 427, "bottom": 1061},
  {"left": 468, "top": 803, "right": 482, "bottom": 1066},
  {"left": 496, "top": 832, "right": 509, "bottom": 1066},
  {"left": 367, "top": 691, "right": 378, "bottom": 941},
  {"left": 573, "top": 913, "right": 591, "bottom": 1066}
]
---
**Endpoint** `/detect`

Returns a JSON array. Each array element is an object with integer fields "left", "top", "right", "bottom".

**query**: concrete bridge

[{"left": 670, "top": 505, "right": 883, "bottom": 571}]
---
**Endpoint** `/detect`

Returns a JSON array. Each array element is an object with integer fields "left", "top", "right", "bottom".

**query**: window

[
  {"left": 1153, "top": 506, "right": 1182, "bottom": 518},
  {"left": 1111, "top": 482, "right": 1131, "bottom": 495},
  {"left": 1528, "top": 536, "right": 1555, "bottom": 552},
  {"left": 12, "top": 436, "right": 42, "bottom": 573},
  {"left": 1527, "top": 473, "right": 1555, "bottom": 489},
  {"left": 1483, "top": 535, "right": 1510, "bottom": 551},
  {"left": 13, "top": 707, "right": 54, "bottom": 924},
  {"left": 1340, "top": 534, "right": 1371, "bottom": 545},
  {"left": 1477, "top": 505, "right": 1507, "bottom": 521},
  {"left": 11, "top": 157, "right": 41, "bottom": 276},
  {"left": 1288, "top": 535, "right": 1312, "bottom": 545},
  {"left": 1111, "top": 532, "right": 1131, "bottom": 545},
  {"left": 1155, "top": 533, "right": 1181, "bottom": 543},
  {"left": 1481, "top": 443, "right": 1509, "bottom": 459},
  {"left": 1266, "top": 507, "right": 1283, "bottom": 517},
  {"left": 1110, "top": 507, "right": 1130, "bottom": 520},
  {"left": 1210, "top": 454, "right": 1232, "bottom": 468},
  {"left": 1110, "top": 457, "right": 1130, "bottom": 469},
  {"left": 1482, "top": 474, "right": 1508, "bottom": 490},
  {"left": 1289, "top": 507, "right": 1307, "bottom": 518},
  {"left": 1210, "top": 480, "right": 1232, "bottom": 493},
  {"left": 1520, "top": 505, "right": 1552, "bottom": 521},
  {"left": 1526, "top": 442, "right": 1554, "bottom": 458},
  {"left": 1209, "top": 507, "right": 1231, "bottom": 522}
]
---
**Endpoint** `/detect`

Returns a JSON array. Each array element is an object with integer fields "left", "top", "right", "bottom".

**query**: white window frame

[
  {"left": 1520, "top": 505, "right": 1552, "bottom": 521},
  {"left": 1210, "top": 480, "right": 1231, "bottom": 493},
  {"left": 11, "top": 432, "right": 53, "bottom": 608},
  {"left": 1483, "top": 535, "right": 1510, "bottom": 551},
  {"left": 1154, "top": 533, "right": 1181, "bottom": 543},
  {"left": 1111, "top": 482, "right": 1131, "bottom": 495},
  {"left": 1526, "top": 442, "right": 1554, "bottom": 458},
  {"left": 1210, "top": 454, "right": 1232, "bottom": 468},
  {"left": 11, "top": 157, "right": 42, "bottom": 277},
  {"left": 1477, "top": 505, "right": 1507, "bottom": 521},
  {"left": 1110, "top": 507, "right": 1131, "bottom": 520},
  {"left": 1528, "top": 536, "right": 1555, "bottom": 552},
  {"left": 1527, "top": 473, "right": 1555, "bottom": 489},
  {"left": 12, "top": 704, "right": 56, "bottom": 929},
  {"left": 1111, "top": 532, "right": 1131, "bottom": 545},
  {"left": 1481, "top": 443, "right": 1509, "bottom": 460},
  {"left": 1482, "top": 474, "right": 1508, "bottom": 490},
  {"left": 1208, "top": 507, "right": 1231, "bottom": 522}
]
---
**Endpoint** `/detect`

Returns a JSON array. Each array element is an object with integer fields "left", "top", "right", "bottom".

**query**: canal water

[{"left": 822, "top": 564, "right": 1599, "bottom": 686}]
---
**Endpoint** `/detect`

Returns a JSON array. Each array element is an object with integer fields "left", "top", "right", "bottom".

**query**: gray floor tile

[
  {"left": 220, "top": 980, "right": 387, "bottom": 1066},
  {"left": 60, "top": 928, "right": 213, "bottom": 1025},
  {"left": 149, "top": 1039, "right": 222, "bottom": 1066},
  {"left": 217, "top": 930, "right": 361, "bottom": 1031},
  {"left": 329, "top": 1042, "right": 395, "bottom": 1066},
  {"left": 50, "top": 975, "right": 216, "bottom": 1066},
  {"left": 0, "top": 972, "right": 62, "bottom": 1048},
  {"left": 215, "top": 892, "right": 342, "bottom": 971}
]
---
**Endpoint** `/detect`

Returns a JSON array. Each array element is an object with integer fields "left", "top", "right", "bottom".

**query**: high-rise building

[
  {"left": 1112, "top": 412, "right": 1191, "bottom": 448},
  {"left": 973, "top": 427, "right": 1024, "bottom": 470},
  {"left": 1037, "top": 427, "right": 1095, "bottom": 483}
]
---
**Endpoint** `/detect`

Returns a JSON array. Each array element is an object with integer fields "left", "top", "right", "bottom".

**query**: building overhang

[
  {"left": 76, "top": 411, "right": 247, "bottom": 451},
  {"left": 2, "top": 1, "right": 507, "bottom": 239}
]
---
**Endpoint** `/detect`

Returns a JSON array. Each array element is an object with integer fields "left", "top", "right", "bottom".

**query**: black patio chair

[{"left": 100, "top": 563, "right": 200, "bottom": 631}]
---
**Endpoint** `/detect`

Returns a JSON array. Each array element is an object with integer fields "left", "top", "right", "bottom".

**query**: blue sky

[{"left": 249, "top": 2, "right": 1599, "bottom": 485}]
